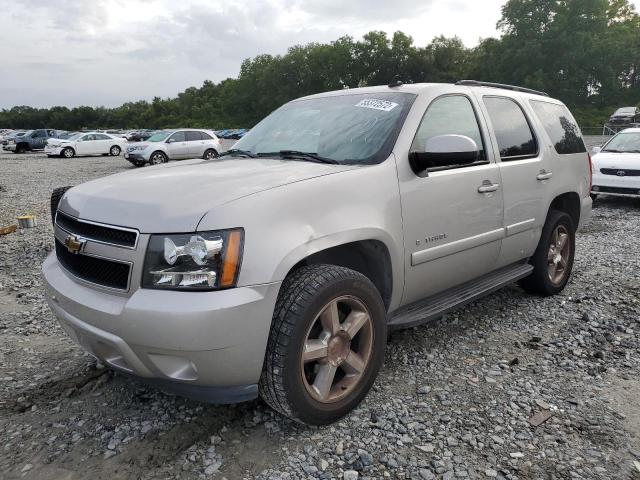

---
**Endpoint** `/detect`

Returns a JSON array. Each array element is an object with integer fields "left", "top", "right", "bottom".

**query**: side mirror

[
  {"left": 167, "top": 138, "right": 176, "bottom": 143},
  {"left": 409, "top": 135, "right": 480, "bottom": 175},
  {"left": 592, "top": 146, "right": 601, "bottom": 154}
]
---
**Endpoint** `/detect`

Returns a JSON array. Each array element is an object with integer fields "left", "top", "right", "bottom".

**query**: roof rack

[{"left": 455, "top": 80, "right": 549, "bottom": 97}]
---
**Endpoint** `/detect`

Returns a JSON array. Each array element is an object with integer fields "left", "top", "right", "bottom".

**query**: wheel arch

[
  {"left": 282, "top": 238, "right": 395, "bottom": 311},
  {"left": 547, "top": 192, "right": 580, "bottom": 231}
]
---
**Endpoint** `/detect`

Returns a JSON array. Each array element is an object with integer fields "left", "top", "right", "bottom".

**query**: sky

[{"left": 0, "top": 0, "right": 637, "bottom": 109}]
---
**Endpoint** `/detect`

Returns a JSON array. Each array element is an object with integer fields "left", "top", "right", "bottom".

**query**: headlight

[
  {"left": 142, "top": 229, "right": 244, "bottom": 290},
  {"left": 128, "top": 145, "right": 146, "bottom": 152}
]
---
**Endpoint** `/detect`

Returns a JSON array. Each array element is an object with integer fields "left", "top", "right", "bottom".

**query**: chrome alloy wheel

[
  {"left": 547, "top": 224, "right": 571, "bottom": 285},
  {"left": 150, "top": 152, "right": 165, "bottom": 165},
  {"left": 300, "top": 296, "right": 374, "bottom": 403}
]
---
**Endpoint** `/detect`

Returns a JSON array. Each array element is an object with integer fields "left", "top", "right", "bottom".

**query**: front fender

[{"left": 197, "top": 159, "right": 406, "bottom": 310}]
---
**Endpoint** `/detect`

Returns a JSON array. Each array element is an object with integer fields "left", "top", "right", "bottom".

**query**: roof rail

[{"left": 455, "top": 80, "right": 549, "bottom": 97}]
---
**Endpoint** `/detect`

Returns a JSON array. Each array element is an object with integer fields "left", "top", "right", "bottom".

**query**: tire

[
  {"left": 15, "top": 144, "right": 26, "bottom": 154},
  {"left": 109, "top": 145, "right": 121, "bottom": 156},
  {"left": 203, "top": 149, "right": 218, "bottom": 160},
  {"left": 519, "top": 210, "right": 575, "bottom": 296},
  {"left": 50, "top": 186, "right": 73, "bottom": 225},
  {"left": 62, "top": 147, "right": 75, "bottom": 158},
  {"left": 131, "top": 160, "right": 145, "bottom": 168},
  {"left": 149, "top": 151, "right": 167, "bottom": 165},
  {"left": 259, "top": 264, "right": 387, "bottom": 425}
]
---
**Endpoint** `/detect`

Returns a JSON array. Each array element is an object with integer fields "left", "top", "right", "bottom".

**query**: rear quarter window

[{"left": 530, "top": 101, "right": 586, "bottom": 155}]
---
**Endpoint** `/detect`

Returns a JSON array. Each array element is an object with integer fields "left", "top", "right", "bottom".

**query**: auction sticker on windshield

[{"left": 355, "top": 99, "right": 399, "bottom": 112}]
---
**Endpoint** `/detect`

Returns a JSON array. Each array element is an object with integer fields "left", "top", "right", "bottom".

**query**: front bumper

[
  {"left": 45, "top": 145, "right": 63, "bottom": 155},
  {"left": 42, "top": 252, "right": 281, "bottom": 403},
  {"left": 124, "top": 151, "right": 149, "bottom": 162},
  {"left": 592, "top": 172, "right": 640, "bottom": 198},
  {"left": 5, "top": 143, "right": 17, "bottom": 151}
]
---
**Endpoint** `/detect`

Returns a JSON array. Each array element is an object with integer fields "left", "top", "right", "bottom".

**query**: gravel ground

[{"left": 1, "top": 137, "right": 639, "bottom": 480}]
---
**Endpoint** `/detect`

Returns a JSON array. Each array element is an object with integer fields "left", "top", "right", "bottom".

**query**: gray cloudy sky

[{"left": 0, "top": 0, "right": 637, "bottom": 109}]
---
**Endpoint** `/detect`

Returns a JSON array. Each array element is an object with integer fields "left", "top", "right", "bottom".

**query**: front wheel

[
  {"left": 259, "top": 265, "right": 387, "bottom": 425},
  {"left": 520, "top": 210, "right": 575, "bottom": 296},
  {"left": 62, "top": 147, "right": 75, "bottom": 158},
  {"left": 149, "top": 151, "right": 167, "bottom": 165},
  {"left": 109, "top": 145, "right": 121, "bottom": 156}
]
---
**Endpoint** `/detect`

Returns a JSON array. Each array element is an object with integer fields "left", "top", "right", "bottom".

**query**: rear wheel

[
  {"left": 259, "top": 264, "right": 386, "bottom": 425},
  {"left": 203, "top": 149, "right": 218, "bottom": 160},
  {"left": 109, "top": 145, "right": 121, "bottom": 156},
  {"left": 149, "top": 151, "right": 167, "bottom": 165},
  {"left": 62, "top": 147, "right": 75, "bottom": 158},
  {"left": 520, "top": 210, "right": 575, "bottom": 296}
]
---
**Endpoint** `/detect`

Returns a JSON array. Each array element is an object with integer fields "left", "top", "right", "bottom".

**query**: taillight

[{"left": 587, "top": 153, "right": 593, "bottom": 192}]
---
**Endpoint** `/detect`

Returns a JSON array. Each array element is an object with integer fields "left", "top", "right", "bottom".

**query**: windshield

[
  {"left": 232, "top": 92, "right": 416, "bottom": 164},
  {"left": 602, "top": 132, "right": 640, "bottom": 153},
  {"left": 147, "top": 132, "right": 169, "bottom": 142},
  {"left": 66, "top": 133, "right": 83, "bottom": 140},
  {"left": 615, "top": 108, "right": 636, "bottom": 115}
]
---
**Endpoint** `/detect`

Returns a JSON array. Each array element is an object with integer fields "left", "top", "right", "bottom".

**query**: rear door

[
  {"left": 166, "top": 131, "right": 189, "bottom": 159},
  {"left": 94, "top": 133, "right": 112, "bottom": 153},
  {"left": 398, "top": 93, "right": 504, "bottom": 304},
  {"left": 185, "top": 131, "right": 204, "bottom": 157},
  {"left": 476, "top": 94, "right": 551, "bottom": 267}
]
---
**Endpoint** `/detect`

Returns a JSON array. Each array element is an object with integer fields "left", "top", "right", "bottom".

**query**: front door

[
  {"left": 398, "top": 94, "right": 504, "bottom": 305},
  {"left": 31, "top": 130, "right": 48, "bottom": 149},
  {"left": 166, "top": 131, "right": 189, "bottom": 159}
]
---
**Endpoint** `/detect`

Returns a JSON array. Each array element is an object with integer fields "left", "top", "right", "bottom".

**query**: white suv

[
  {"left": 124, "top": 129, "right": 221, "bottom": 167},
  {"left": 45, "top": 81, "right": 591, "bottom": 425}
]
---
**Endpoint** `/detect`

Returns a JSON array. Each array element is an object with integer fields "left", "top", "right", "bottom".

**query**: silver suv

[
  {"left": 44, "top": 81, "right": 592, "bottom": 425},
  {"left": 124, "top": 128, "right": 221, "bottom": 167}
]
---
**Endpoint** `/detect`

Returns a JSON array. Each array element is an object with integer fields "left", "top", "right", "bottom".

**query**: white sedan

[
  {"left": 591, "top": 128, "right": 640, "bottom": 199},
  {"left": 45, "top": 132, "right": 127, "bottom": 158}
]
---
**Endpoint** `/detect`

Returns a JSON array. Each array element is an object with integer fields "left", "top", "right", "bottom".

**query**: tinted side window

[
  {"left": 483, "top": 97, "right": 537, "bottom": 160},
  {"left": 169, "top": 131, "right": 186, "bottom": 142},
  {"left": 185, "top": 131, "right": 202, "bottom": 141},
  {"left": 95, "top": 134, "right": 110, "bottom": 140},
  {"left": 530, "top": 101, "right": 586, "bottom": 155},
  {"left": 32, "top": 130, "right": 45, "bottom": 138},
  {"left": 201, "top": 131, "right": 213, "bottom": 140},
  {"left": 411, "top": 95, "right": 486, "bottom": 168}
]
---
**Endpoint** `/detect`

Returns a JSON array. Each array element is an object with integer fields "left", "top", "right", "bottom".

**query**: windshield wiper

[
  {"left": 257, "top": 150, "right": 339, "bottom": 164},
  {"left": 218, "top": 149, "right": 256, "bottom": 158}
]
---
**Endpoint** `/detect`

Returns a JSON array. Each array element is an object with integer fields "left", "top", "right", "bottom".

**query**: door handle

[
  {"left": 537, "top": 170, "right": 553, "bottom": 181},
  {"left": 478, "top": 181, "right": 500, "bottom": 193}
]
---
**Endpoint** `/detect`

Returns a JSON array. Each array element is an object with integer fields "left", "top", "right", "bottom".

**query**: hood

[
  {"left": 47, "top": 138, "right": 71, "bottom": 146},
  {"left": 593, "top": 152, "right": 640, "bottom": 169},
  {"left": 127, "top": 142, "right": 151, "bottom": 150},
  {"left": 59, "top": 157, "right": 358, "bottom": 233}
]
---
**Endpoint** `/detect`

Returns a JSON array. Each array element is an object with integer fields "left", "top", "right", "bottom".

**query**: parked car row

[
  {"left": 214, "top": 128, "right": 248, "bottom": 139},
  {"left": 45, "top": 132, "right": 128, "bottom": 158},
  {"left": 607, "top": 106, "right": 640, "bottom": 129}
]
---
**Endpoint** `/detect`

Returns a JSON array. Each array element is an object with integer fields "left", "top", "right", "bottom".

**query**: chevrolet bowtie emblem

[{"left": 64, "top": 234, "right": 86, "bottom": 254}]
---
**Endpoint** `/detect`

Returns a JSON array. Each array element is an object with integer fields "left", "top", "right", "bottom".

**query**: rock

[
  {"left": 419, "top": 468, "right": 436, "bottom": 479},
  {"left": 21, "top": 464, "right": 33, "bottom": 472},
  {"left": 485, "top": 468, "right": 498, "bottom": 477},
  {"left": 529, "top": 410, "right": 552, "bottom": 427},
  {"left": 416, "top": 444, "right": 435, "bottom": 453},
  {"left": 319, "top": 459, "right": 329, "bottom": 471},
  {"left": 509, "top": 452, "right": 525, "bottom": 459},
  {"left": 417, "top": 386, "right": 431, "bottom": 394},
  {"left": 535, "top": 399, "right": 550, "bottom": 410},
  {"left": 344, "top": 470, "right": 358, "bottom": 480}
]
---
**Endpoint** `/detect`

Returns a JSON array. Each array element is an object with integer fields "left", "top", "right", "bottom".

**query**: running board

[{"left": 388, "top": 263, "right": 533, "bottom": 330}]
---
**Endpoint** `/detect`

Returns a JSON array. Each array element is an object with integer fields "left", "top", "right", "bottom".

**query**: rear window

[
  {"left": 186, "top": 131, "right": 202, "bottom": 141},
  {"left": 483, "top": 96, "right": 537, "bottom": 160},
  {"left": 530, "top": 101, "right": 586, "bottom": 155}
]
